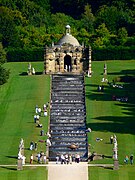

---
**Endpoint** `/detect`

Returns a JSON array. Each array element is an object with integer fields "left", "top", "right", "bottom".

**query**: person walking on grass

[
  {"left": 110, "top": 135, "right": 113, "bottom": 144},
  {"left": 124, "top": 155, "right": 129, "bottom": 164},
  {"left": 130, "top": 154, "right": 134, "bottom": 165},
  {"left": 30, "top": 154, "right": 33, "bottom": 164},
  {"left": 37, "top": 152, "right": 41, "bottom": 163},
  {"left": 43, "top": 155, "right": 47, "bottom": 164}
]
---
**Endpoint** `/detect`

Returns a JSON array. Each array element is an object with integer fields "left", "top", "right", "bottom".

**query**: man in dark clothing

[{"left": 130, "top": 154, "right": 134, "bottom": 165}]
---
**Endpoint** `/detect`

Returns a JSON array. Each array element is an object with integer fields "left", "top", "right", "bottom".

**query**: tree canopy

[
  {"left": 0, "top": 0, "right": 134, "bottom": 84},
  {"left": 0, "top": 43, "right": 9, "bottom": 85},
  {"left": 0, "top": 0, "right": 134, "bottom": 49}
]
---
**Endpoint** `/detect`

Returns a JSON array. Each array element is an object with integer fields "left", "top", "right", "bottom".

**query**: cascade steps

[{"left": 49, "top": 74, "right": 88, "bottom": 161}]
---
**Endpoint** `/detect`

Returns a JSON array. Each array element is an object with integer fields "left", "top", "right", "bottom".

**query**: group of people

[
  {"left": 98, "top": 77, "right": 128, "bottom": 103},
  {"left": 29, "top": 102, "right": 50, "bottom": 164},
  {"left": 112, "top": 95, "right": 128, "bottom": 102},
  {"left": 34, "top": 103, "right": 49, "bottom": 120},
  {"left": 30, "top": 152, "right": 47, "bottom": 164},
  {"left": 97, "top": 85, "right": 104, "bottom": 92},
  {"left": 56, "top": 154, "right": 81, "bottom": 164},
  {"left": 30, "top": 141, "right": 38, "bottom": 151},
  {"left": 124, "top": 154, "right": 134, "bottom": 165},
  {"left": 108, "top": 81, "right": 123, "bottom": 89},
  {"left": 37, "top": 151, "right": 47, "bottom": 164},
  {"left": 34, "top": 103, "right": 49, "bottom": 129}
]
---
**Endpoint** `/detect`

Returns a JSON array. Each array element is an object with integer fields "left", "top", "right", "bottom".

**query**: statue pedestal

[
  {"left": 113, "top": 159, "right": 119, "bottom": 170},
  {"left": 28, "top": 72, "right": 32, "bottom": 75},
  {"left": 17, "top": 159, "right": 23, "bottom": 170}
]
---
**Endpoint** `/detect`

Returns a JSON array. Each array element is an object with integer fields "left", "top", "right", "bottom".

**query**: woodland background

[{"left": 0, "top": 0, "right": 135, "bottom": 63}]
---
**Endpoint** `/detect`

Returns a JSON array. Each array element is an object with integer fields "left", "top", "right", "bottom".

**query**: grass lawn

[
  {"left": 0, "top": 167, "right": 47, "bottom": 180},
  {"left": 89, "top": 166, "right": 135, "bottom": 180},
  {"left": 85, "top": 60, "right": 135, "bottom": 179},
  {"left": 0, "top": 60, "right": 135, "bottom": 179},
  {"left": 0, "top": 62, "right": 50, "bottom": 179}
]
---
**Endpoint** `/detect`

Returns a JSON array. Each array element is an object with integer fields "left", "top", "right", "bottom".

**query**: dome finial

[{"left": 65, "top": 25, "right": 71, "bottom": 35}]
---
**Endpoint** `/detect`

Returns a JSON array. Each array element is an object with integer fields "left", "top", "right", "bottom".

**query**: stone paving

[{"left": 48, "top": 162, "right": 88, "bottom": 180}]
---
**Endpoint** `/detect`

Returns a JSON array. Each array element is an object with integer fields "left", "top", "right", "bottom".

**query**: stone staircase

[{"left": 49, "top": 74, "right": 88, "bottom": 161}]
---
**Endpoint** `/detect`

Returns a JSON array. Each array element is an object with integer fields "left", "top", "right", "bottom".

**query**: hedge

[
  {"left": 92, "top": 46, "right": 135, "bottom": 61},
  {"left": 7, "top": 47, "right": 44, "bottom": 62},
  {"left": 6, "top": 46, "right": 135, "bottom": 62}
]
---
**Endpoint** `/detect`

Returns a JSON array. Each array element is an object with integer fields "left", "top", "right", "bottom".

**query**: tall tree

[
  {"left": 93, "top": 23, "right": 111, "bottom": 47},
  {"left": 0, "top": 42, "right": 9, "bottom": 85},
  {"left": 0, "top": 6, "right": 20, "bottom": 47},
  {"left": 96, "top": 5, "right": 133, "bottom": 33},
  {"left": 81, "top": 4, "right": 95, "bottom": 33}
]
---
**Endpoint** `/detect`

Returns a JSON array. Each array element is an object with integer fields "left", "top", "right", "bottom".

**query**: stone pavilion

[{"left": 44, "top": 25, "right": 92, "bottom": 74}]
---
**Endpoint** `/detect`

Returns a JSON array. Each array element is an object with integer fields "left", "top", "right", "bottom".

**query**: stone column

[
  {"left": 88, "top": 46, "right": 92, "bottom": 77},
  {"left": 76, "top": 58, "right": 80, "bottom": 72},
  {"left": 71, "top": 57, "right": 75, "bottom": 72},
  {"left": 45, "top": 59, "right": 49, "bottom": 74},
  {"left": 59, "top": 54, "right": 64, "bottom": 73}
]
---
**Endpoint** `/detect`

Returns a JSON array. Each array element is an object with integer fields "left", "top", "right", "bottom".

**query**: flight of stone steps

[{"left": 49, "top": 74, "right": 88, "bottom": 161}]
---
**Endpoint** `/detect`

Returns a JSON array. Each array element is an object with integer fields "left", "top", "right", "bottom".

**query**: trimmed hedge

[
  {"left": 92, "top": 46, "right": 135, "bottom": 61},
  {"left": 7, "top": 47, "right": 44, "bottom": 62},
  {"left": 6, "top": 46, "right": 135, "bottom": 62}
]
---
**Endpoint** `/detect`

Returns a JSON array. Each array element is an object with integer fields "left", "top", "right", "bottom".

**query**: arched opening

[{"left": 64, "top": 55, "right": 72, "bottom": 72}]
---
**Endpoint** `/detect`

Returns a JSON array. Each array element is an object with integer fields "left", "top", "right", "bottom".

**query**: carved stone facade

[{"left": 44, "top": 25, "right": 92, "bottom": 74}]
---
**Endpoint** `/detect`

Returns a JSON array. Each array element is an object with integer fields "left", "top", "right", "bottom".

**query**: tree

[
  {"left": 93, "top": 23, "right": 111, "bottom": 47},
  {"left": 50, "top": 0, "right": 86, "bottom": 19},
  {"left": 0, "top": 6, "right": 25, "bottom": 47},
  {"left": 81, "top": 4, "right": 95, "bottom": 33},
  {"left": 96, "top": 4, "right": 134, "bottom": 34},
  {"left": 117, "top": 27, "right": 128, "bottom": 45},
  {"left": 0, "top": 42, "right": 9, "bottom": 85},
  {"left": 48, "top": 13, "right": 76, "bottom": 34}
]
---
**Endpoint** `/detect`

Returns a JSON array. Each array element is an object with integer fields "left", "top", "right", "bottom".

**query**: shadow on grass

[
  {"left": 103, "top": 166, "right": 113, "bottom": 170},
  {"left": 108, "top": 69, "right": 135, "bottom": 76},
  {"left": 87, "top": 115, "right": 135, "bottom": 134},
  {"left": 104, "top": 155, "right": 112, "bottom": 159},
  {"left": 0, "top": 166, "right": 17, "bottom": 171},
  {"left": 86, "top": 68, "right": 135, "bottom": 135},
  {"left": 6, "top": 156, "right": 18, "bottom": 159},
  {"left": 19, "top": 72, "right": 43, "bottom": 76}
]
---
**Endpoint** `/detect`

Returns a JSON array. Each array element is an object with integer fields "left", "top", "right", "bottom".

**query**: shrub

[
  {"left": 7, "top": 47, "right": 44, "bottom": 62},
  {"left": 92, "top": 46, "right": 135, "bottom": 60}
]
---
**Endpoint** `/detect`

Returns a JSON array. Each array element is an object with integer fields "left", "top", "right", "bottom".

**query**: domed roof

[
  {"left": 56, "top": 25, "right": 80, "bottom": 46},
  {"left": 57, "top": 34, "right": 80, "bottom": 46}
]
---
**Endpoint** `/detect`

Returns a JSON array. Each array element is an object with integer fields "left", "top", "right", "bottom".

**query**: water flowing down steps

[{"left": 49, "top": 74, "right": 88, "bottom": 161}]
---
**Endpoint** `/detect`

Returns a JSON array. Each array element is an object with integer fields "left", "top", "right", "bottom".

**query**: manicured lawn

[
  {"left": 0, "top": 167, "right": 47, "bottom": 180},
  {"left": 89, "top": 166, "right": 135, "bottom": 180},
  {"left": 85, "top": 60, "right": 135, "bottom": 179},
  {"left": 0, "top": 60, "right": 135, "bottom": 179},
  {"left": 0, "top": 62, "right": 50, "bottom": 179}
]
